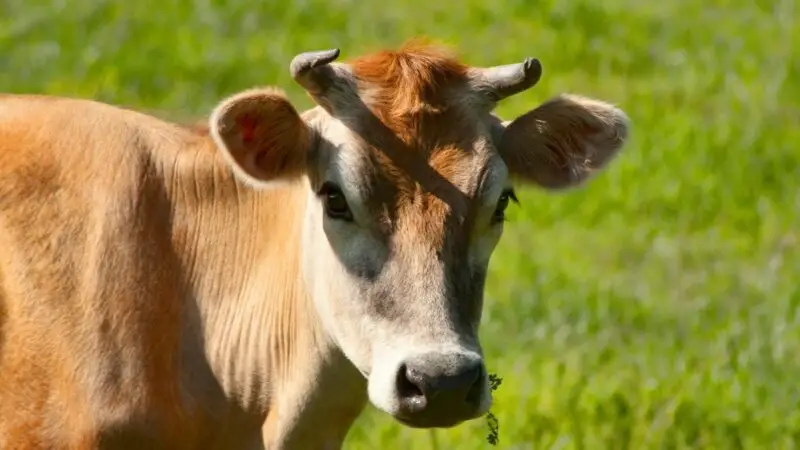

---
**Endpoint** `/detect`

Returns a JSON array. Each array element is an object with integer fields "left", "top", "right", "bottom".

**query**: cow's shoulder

[
  {"left": 0, "top": 93, "right": 200, "bottom": 159},
  {"left": 0, "top": 94, "right": 209, "bottom": 209},
  {"left": 0, "top": 95, "right": 217, "bottom": 449}
]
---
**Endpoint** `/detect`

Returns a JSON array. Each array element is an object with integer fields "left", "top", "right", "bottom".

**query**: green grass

[{"left": 3, "top": 0, "right": 798, "bottom": 448}]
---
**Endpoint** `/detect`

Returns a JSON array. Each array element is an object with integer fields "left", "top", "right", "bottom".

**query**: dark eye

[
  {"left": 319, "top": 182, "right": 354, "bottom": 221},
  {"left": 492, "top": 188, "right": 517, "bottom": 224}
]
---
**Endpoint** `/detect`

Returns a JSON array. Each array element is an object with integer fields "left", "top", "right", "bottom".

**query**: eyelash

[
  {"left": 318, "top": 181, "right": 354, "bottom": 221},
  {"left": 491, "top": 189, "right": 518, "bottom": 224}
]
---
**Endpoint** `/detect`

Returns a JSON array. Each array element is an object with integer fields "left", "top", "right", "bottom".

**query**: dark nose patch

[
  {"left": 394, "top": 352, "right": 485, "bottom": 427},
  {"left": 405, "top": 354, "right": 482, "bottom": 393}
]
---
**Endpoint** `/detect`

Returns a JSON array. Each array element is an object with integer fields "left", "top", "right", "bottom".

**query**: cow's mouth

[{"left": 393, "top": 410, "right": 476, "bottom": 429}]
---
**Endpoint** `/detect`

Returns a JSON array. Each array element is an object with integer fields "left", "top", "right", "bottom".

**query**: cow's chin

[
  {"left": 391, "top": 408, "right": 479, "bottom": 429},
  {"left": 364, "top": 348, "right": 493, "bottom": 429}
]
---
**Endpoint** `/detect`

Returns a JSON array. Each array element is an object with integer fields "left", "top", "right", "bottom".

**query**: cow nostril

[
  {"left": 436, "top": 360, "right": 481, "bottom": 393},
  {"left": 465, "top": 367, "right": 484, "bottom": 405},
  {"left": 391, "top": 356, "right": 486, "bottom": 427},
  {"left": 396, "top": 364, "right": 427, "bottom": 412}
]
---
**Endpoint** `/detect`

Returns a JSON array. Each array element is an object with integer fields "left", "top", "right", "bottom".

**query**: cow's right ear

[{"left": 210, "top": 87, "right": 310, "bottom": 188}]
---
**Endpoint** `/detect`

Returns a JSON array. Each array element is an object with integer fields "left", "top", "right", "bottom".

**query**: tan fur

[
  {"left": 0, "top": 96, "right": 358, "bottom": 449},
  {"left": 345, "top": 40, "right": 487, "bottom": 246},
  {"left": 0, "top": 41, "right": 629, "bottom": 450},
  {"left": 350, "top": 39, "right": 469, "bottom": 136}
]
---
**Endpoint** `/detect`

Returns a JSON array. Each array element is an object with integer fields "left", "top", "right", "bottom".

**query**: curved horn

[
  {"left": 472, "top": 57, "right": 543, "bottom": 102},
  {"left": 290, "top": 48, "right": 342, "bottom": 95}
]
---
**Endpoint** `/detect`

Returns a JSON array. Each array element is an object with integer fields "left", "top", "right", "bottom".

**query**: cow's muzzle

[{"left": 392, "top": 352, "right": 487, "bottom": 428}]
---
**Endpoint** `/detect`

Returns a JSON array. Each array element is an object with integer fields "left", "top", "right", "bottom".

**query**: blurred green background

[{"left": 2, "top": 0, "right": 798, "bottom": 448}]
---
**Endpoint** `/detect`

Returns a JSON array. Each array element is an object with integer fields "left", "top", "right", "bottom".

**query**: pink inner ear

[{"left": 237, "top": 114, "right": 258, "bottom": 144}]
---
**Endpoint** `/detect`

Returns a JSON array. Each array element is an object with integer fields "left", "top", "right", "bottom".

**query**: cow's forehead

[
  {"left": 320, "top": 127, "right": 499, "bottom": 243},
  {"left": 309, "top": 42, "right": 509, "bottom": 236}
]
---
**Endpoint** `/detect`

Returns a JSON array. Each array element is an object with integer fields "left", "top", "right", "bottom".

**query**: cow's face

[{"left": 209, "top": 42, "right": 629, "bottom": 428}]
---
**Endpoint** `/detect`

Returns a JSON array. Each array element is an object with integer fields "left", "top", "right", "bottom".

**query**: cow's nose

[{"left": 395, "top": 353, "right": 484, "bottom": 424}]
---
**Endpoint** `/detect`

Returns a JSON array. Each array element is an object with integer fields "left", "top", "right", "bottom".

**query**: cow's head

[{"left": 208, "top": 42, "right": 629, "bottom": 428}]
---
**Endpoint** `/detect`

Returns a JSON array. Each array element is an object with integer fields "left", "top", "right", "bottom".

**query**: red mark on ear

[{"left": 238, "top": 114, "right": 258, "bottom": 143}]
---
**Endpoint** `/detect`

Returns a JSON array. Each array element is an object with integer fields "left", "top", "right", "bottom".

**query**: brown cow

[{"left": 0, "top": 41, "right": 629, "bottom": 449}]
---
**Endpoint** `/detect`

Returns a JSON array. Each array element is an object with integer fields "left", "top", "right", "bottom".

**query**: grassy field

[{"left": 3, "top": 0, "right": 798, "bottom": 448}]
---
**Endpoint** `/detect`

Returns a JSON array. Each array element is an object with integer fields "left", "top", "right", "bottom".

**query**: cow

[{"left": 0, "top": 40, "right": 629, "bottom": 449}]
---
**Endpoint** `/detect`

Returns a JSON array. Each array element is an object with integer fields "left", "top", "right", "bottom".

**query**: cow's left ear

[
  {"left": 210, "top": 87, "right": 311, "bottom": 188},
  {"left": 496, "top": 94, "right": 630, "bottom": 190}
]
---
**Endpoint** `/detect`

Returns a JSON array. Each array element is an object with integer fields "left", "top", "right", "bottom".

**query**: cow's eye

[
  {"left": 492, "top": 188, "right": 517, "bottom": 224},
  {"left": 319, "top": 182, "right": 354, "bottom": 221}
]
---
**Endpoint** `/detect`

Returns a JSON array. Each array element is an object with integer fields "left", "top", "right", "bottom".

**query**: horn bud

[
  {"left": 289, "top": 48, "right": 342, "bottom": 95},
  {"left": 471, "top": 57, "right": 543, "bottom": 102}
]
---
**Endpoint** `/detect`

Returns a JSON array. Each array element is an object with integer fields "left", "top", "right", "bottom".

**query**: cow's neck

[{"left": 162, "top": 135, "right": 366, "bottom": 446}]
